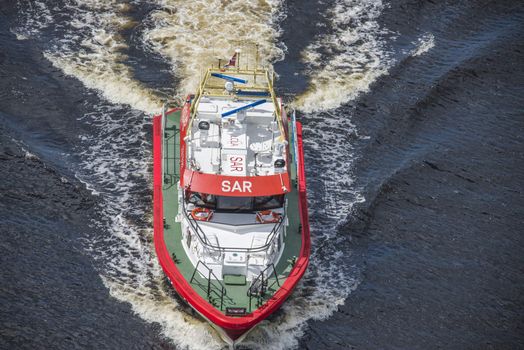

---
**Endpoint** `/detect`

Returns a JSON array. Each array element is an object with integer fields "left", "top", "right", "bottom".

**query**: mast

[{"left": 254, "top": 44, "right": 259, "bottom": 84}]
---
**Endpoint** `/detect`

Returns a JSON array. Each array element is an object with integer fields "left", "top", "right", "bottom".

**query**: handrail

[
  {"left": 164, "top": 129, "right": 180, "bottom": 180},
  {"left": 291, "top": 110, "right": 299, "bottom": 172},
  {"left": 187, "top": 69, "right": 211, "bottom": 138},
  {"left": 190, "top": 260, "right": 227, "bottom": 310},
  {"left": 182, "top": 199, "right": 285, "bottom": 254},
  {"left": 265, "top": 70, "right": 285, "bottom": 141},
  {"left": 247, "top": 263, "right": 280, "bottom": 311},
  {"left": 161, "top": 103, "right": 167, "bottom": 183},
  {"left": 249, "top": 263, "right": 280, "bottom": 293},
  {"left": 161, "top": 102, "right": 181, "bottom": 188}
]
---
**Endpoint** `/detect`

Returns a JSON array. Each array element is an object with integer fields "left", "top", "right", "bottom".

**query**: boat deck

[{"left": 162, "top": 109, "right": 302, "bottom": 313}]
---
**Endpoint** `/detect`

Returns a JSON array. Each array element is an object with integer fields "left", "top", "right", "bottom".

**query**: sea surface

[{"left": 1, "top": 0, "right": 523, "bottom": 349}]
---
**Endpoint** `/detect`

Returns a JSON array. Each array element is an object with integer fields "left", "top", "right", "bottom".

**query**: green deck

[{"left": 162, "top": 109, "right": 302, "bottom": 313}]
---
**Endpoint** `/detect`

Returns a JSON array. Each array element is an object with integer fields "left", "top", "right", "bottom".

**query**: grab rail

[
  {"left": 161, "top": 101, "right": 181, "bottom": 188},
  {"left": 163, "top": 124, "right": 180, "bottom": 188},
  {"left": 291, "top": 110, "right": 299, "bottom": 172},
  {"left": 190, "top": 260, "right": 227, "bottom": 310},
  {"left": 247, "top": 263, "right": 280, "bottom": 311}
]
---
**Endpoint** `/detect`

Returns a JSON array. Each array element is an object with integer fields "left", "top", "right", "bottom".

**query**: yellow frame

[{"left": 187, "top": 67, "right": 285, "bottom": 141}]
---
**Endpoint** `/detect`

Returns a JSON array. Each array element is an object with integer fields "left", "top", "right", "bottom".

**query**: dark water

[{"left": 1, "top": 0, "right": 524, "bottom": 349}]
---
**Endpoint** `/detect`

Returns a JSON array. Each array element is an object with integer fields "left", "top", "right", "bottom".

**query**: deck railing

[
  {"left": 161, "top": 101, "right": 181, "bottom": 188},
  {"left": 247, "top": 263, "right": 280, "bottom": 311},
  {"left": 181, "top": 199, "right": 285, "bottom": 254},
  {"left": 163, "top": 127, "right": 180, "bottom": 188},
  {"left": 291, "top": 110, "right": 299, "bottom": 173},
  {"left": 190, "top": 260, "right": 227, "bottom": 310}
]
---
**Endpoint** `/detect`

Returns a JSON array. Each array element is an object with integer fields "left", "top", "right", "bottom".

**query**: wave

[
  {"left": 141, "top": 0, "right": 286, "bottom": 95},
  {"left": 13, "top": 0, "right": 53, "bottom": 37},
  {"left": 412, "top": 33, "right": 435, "bottom": 57},
  {"left": 294, "top": 0, "right": 391, "bottom": 112},
  {"left": 44, "top": 52, "right": 161, "bottom": 113},
  {"left": 294, "top": 1, "right": 436, "bottom": 113},
  {"left": 16, "top": 0, "right": 162, "bottom": 112},
  {"left": 284, "top": 2, "right": 394, "bottom": 333}
]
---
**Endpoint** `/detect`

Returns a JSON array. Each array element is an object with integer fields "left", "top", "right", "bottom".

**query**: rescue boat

[{"left": 152, "top": 51, "right": 310, "bottom": 346}]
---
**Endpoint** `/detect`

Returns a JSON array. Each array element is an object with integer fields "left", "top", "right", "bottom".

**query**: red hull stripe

[{"left": 153, "top": 113, "right": 310, "bottom": 340}]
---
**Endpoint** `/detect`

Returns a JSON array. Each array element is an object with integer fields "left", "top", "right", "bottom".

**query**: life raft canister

[
  {"left": 256, "top": 210, "right": 281, "bottom": 224},
  {"left": 191, "top": 207, "right": 213, "bottom": 221}
]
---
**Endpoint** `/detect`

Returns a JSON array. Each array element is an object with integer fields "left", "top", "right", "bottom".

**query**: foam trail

[
  {"left": 295, "top": 0, "right": 391, "bottom": 112},
  {"left": 412, "top": 33, "right": 436, "bottom": 56},
  {"left": 288, "top": 2, "right": 389, "bottom": 318},
  {"left": 72, "top": 100, "right": 228, "bottom": 348},
  {"left": 15, "top": 0, "right": 162, "bottom": 112},
  {"left": 269, "top": 2, "right": 393, "bottom": 346},
  {"left": 142, "top": 0, "right": 286, "bottom": 94},
  {"left": 74, "top": 104, "right": 154, "bottom": 280},
  {"left": 102, "top": 277, "right": 224, "bottom": 350},
  {"left": 45, "top": 52, "right": 161, "bottom": 113},
  {"left": 13, "top": 0, "right": 53, "bottom": 37}
]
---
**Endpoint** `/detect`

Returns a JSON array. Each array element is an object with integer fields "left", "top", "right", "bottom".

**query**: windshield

[
  {"left": 217, "top": 196, "right": 253, "bottom": 211},
  {"left": 186, "top": 192, "right": 284, "bottom": 212}
]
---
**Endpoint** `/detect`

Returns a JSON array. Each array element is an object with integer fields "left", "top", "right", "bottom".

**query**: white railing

[
  {"left": 161, "top": 103, "right": 167, "bottom": 182},
  {"left": 291, "top": 110, "right": 299, "bottom": 172}
]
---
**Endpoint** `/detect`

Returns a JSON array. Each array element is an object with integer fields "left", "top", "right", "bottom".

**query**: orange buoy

[
  {"left": 191, "top": 207, "right": 213, "bottom": 221},
  {"left": 256, "top": 210, "right": 281, "bottom": 224}
]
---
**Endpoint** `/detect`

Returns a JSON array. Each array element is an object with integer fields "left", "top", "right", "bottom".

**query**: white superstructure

[
  {"left": 187, "top": 98, "right": 288, "bottom": 177},
  {"left": 177, "top": 67, "right": 291, "bottom": 284}
]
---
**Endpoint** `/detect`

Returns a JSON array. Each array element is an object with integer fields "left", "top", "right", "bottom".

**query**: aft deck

[{"left": 161, "top": 109, "right": 302, "bottom": 313}]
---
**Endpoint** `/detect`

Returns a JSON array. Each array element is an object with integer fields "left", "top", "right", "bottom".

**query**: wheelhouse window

[
  {"left": 217, "top": 196, "right": 253, "bottom": 212},
  {"left": 187, "top": 192, "right": 216, "bottom": 209},
  {"left": 254, "top": 195, "right": 284, "bottom": 210},
  {"left": 186, "top": 192, "right": 284, "bottom": 212}
]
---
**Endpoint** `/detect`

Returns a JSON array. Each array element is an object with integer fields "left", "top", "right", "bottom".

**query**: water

[{"left": 1, "top": 0, "right": 523, "bottom": 349}]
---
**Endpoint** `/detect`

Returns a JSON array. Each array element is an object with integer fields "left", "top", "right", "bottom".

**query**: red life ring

[
  {"left": 256, "top": 210, "right": 281, "bottom": 224},
  {"left": 191, "top": 207, "right": 213, "bottom": 221}
]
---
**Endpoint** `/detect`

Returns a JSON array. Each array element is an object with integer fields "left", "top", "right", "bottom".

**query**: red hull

[{"left": 152, "top": 107, "right": 310, "bottom": 342}]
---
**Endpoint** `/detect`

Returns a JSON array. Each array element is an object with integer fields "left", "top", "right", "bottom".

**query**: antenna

[
  {"left": 254, "top": 44, "right": 259, "bottom": 83},
  {"left": 236, "top": 48, "right": 241, "bottom": 72},
  {"left": 255, "top": 44, "right": 259, "bottom": 70}
]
